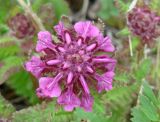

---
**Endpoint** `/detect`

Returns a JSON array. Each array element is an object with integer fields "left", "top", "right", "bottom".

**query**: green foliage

[
  {"left": 12, "top": 101, "right": 73, "bottom": 122},
  {"left": 74, "top": 92, "right": 108, "bottom": 122},
  {"left": 74, "top": 108, "right": 108, "bottom": 122},
  {"left": 74, "top": 83, "right": 139, "bottom": 122},
  {"left": 98, "top": 0, "right": 119, "bottom": 20},
  {"left": 131, "top": 82, "right": 160, "bottom": 122},
  {"left": 0, "top": 94, "right": 15, "bottom": 118},
  {"left": 0, "top": 0, "right": 14, "bottom": 23},
  {"left": 0, "top": 56, "right": 23, "bottom": 83},
  {"left": 150, "top": 0, "right": 160, "bottom": 15},
  {"left": 50, "top": 0, "right": 70, "bottom": 20},
  {"left": 131, "top": 37, "right": 140, "bottom": 51},
  {"left": 133, "top": 59, "right": 152, "bottom": 81},
  {"left": 102, "top": 83, "right": 139, "bottom": 122},
  {"left": 116, "top": 0, "right": 130, "bottom": 13},
  {"left": 32, "top": 0, "right": 70, "bottom": 22},
  {"left": 114, "top": 72, "right": 130, "bottom": 83},
  {"left": 116, "top": 27, "right": 130, "bottom": 37},
  {"left": 7, "top": 70, "right": 39, "bottom": 104},
  {"left": 0, "top": 24, "right": 9, "bottom": 35},
  {"left": 0, "top": 36, "right": 20, "bottom": 59}
]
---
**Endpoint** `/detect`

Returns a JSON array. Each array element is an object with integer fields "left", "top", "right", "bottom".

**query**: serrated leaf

[
  {"left": 134, "top": 59, "right": 151, "bottom": 81},
  {"left": 0, "top": 56, "right": 23, "bottom": 84},
  {"left": 7, "top": 70, "right": 39, "bottom": 104},
  {"left": 12, "top": 101, "right": 73, "bottom": 122},
  {"left": 0, "top": 45, "right": 20, "bottom": 59},
  {"left": 74, "top": 108, "right": 108, "bottom": 122},
  {"left": 131, "top": 82, "right": 160, "bottom": 122},
  {"left": 0, "top": 94, "right": 15, "bottom": 118},
  {"left": 140, "top": 95, "right": 159, "bottom": 121},
  {"left": 114, "top": 72, "right": 130, "bottom": 83},
  {"left": 131, "top": 107, "right": 150, "bottom": 122},
  {"left": 102, "top": 83, "right": 139, "bottom": 122},
  {"left": 143, "top": 82, "right": 158, "bottom": 107}
]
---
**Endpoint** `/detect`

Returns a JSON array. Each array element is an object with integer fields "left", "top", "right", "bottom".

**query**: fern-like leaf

[
  {"left": 6, "top": 70, "right": 39, "bottom": 104},
  {"left": 12, "top": 101, "right": 73, "bottom": 122},
  {"left": 0, "top": 93, "right": 15, "bottom": 118},
  {"left": 131, "top": 81, "right": 160, "bottom": 122}
]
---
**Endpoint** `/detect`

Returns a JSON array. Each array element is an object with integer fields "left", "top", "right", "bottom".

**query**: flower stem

[
  {"left": 17, "top": 0, "right": 45, "bottom": 31},
  {"left": 156, "top": 40, "right": 160, "bottom": 89},
  {"left": 16, "top": 0, "right": 59, "bottom": 42},
  {"left": 144, "top": 44, "right": 148, "bottom": 59},
  {"left": 128, "top": 35, "right": 133, "bottom": 57}
]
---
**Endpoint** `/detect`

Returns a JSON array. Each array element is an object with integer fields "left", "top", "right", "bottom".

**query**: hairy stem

[
  {"left": 156, "top": 40, "right": 160, "bottom": 89},
  {"left": 16, "top": 0, "right": 59, "bottom": 42},
  {"left": 128, "top": 35, "right": 133, "bottom": 57}
]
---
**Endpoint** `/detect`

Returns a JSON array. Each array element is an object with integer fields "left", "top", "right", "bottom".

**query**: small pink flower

[
  {"left": 128, "top": 7, "right": 160, "bottom": 43},
  {"left": 25, "top": 21, "right": 116, "bottom": 111},
  {"left": 8, "top": 13, "right": 35, "bottom": 39}
]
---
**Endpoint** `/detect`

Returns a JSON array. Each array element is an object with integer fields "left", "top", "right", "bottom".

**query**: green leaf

[
  {"left": 102, "top": 83, "right": 139, "bottom": 122},
  {"left": 133, "top": 59, "right": 152, "bottom": 81},
  {"left": 0, "top": 24, "right": 9, "bottom": 35},
  {"left": 114, "top": 72, "right": 130, "bottom": 83},
  {"left": 0, "top": 93, "right": 15, "bottom": 118},
  {"left": 12, "top": 102, "right": 54, "bottom": 122},
  {"left": 132, "top": 37, "right": 140, "bottom": 51},
  {"left": 0, "top": 45, "right": 20, "bottom": 59},
  {"left": 74, "top": 108, "right": 108, "bottom": 122},
  {"left": 0, "top": 56, "right": 23, "bottom": 83},
  {"left": 116, "top": 27, "right": 130, "bottom": 37},
  {"left": 12, "top": 101, "right": 73, "bottom": 122},
  {"left": 32, "top": 0, "right": 70, "bottom": 22},
  {"left": 131, "top": 107, "right": 150, "bottom": 122},
  {"left": 0, "top": 36, "right": 20, "bottom": 59},
  {"left": 131, "top": 82, "right": 160, "bottom": 122},
  {"left": 98, "top": 0, "right": 119, "bottom": 20},
  {"left": 116, "top": 0, "right": 130, "bottom": 13},
  {"left": 140, "top": 95, "right": 159, "bottom": 121},
  {"left": 143, "top": 82, "right": 158, "bottom": 107},
  {"left": 7, "top": 70, "right": 39, "bottom": 104}
]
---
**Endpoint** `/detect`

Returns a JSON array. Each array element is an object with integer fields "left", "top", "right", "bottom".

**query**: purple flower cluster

[
  {"left": 8, "top": 13, "right": 35, "bottom": 39},
  {"left": 128, "top": 7, "right": 160, "bottom": 43},
  {"left": 25, "top": 21, "right": 116, "bottom": 111}
]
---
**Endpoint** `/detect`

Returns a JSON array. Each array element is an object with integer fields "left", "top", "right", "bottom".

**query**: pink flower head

[
  {"left": 8, "top": 13, "right": 35, "bottom": 39},
  {"left": 25, "top": 21, "right": 116, "bottom": 111},
  {"left": 128, "top": 7, "right": 160, "bottom": 43}
]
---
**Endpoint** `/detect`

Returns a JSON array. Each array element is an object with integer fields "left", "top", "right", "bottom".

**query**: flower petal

[
  {"left": 54, "top": 22, "right": 65, "bottom": 40},
  {"left": 81, "top": 94, "right": 93, "bottom": 112},
  {"left": 94, "top": 71, "right": 115, "bottom": 92},
  {"left": 98, "top": 35, "right": 115, "bottom": 52},
  {"left": 36, "top": 31, "right": 55, "bottom": 52},
  {"left": 92, "top": 56, "right": 116, "bottom": 64},
  {"left": 25, "top": 56, "right": 44, "bottom": 78},
  {"left": 74, "top": 21, "right": 99, "bottom": 38},
  {"left": 37, "top": 74, "right": 62, "bottom": 98},
  {"left": 58, "top": 87, "right": 80, "bottom": 111},
  {"left": 79, "top": 75, "right": 90, "bottom": 94}
]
